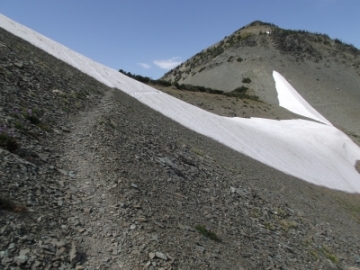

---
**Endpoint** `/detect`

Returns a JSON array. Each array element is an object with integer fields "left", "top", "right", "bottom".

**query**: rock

[
  {"left": 196, "top": 246, "right": 206, "bottom": 254},
  {"left": 143, "top": 261, "right": 151, "bottom": 269},
  {"left": 155, "top": 251, "right": 167, "bottom": 261},
  {"left": 36, "top": 152, "right": 48, "bottom": 162},
  {"left": 52, "top": 239, "right": 66, "bottom": 248},
  {"left": 1, "top": 256, "right": 13, "bottom": 264},
  {"left": 0, "top": 250, "right": 8, "bottom": 258},
  {"left": 32, "top": 261, "right": 41, "bottom": 269},
  {"left": 60, "top": 126, "right": 71, "bottom": 133},
  {"left": 57, "top": 168, "right": 68, "bottom": 176},
  {"left": 69, "top": 241, "right": 81, "bottom": 265},
  {"left": 15, "top": 254, "right": 28, "bottom": 265},
  {"left": 149, "top": 252, "right": 156, "bottom": 259},
  {"left": 42, "top": 244, "right": 56, "bottom": 253},
  {"left": 130, "top": 224, "right": 136, "bottom": 230},
  {"left": 14, "top": 62, "right": 23, "bottom": 68},
  {"left": 56, "top": 247, "right": 66, "bottom": 257}
]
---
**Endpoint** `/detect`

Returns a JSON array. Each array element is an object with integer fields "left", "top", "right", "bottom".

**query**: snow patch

[{"left": 273, "top": 71, "right": 332, "bottom": 126}]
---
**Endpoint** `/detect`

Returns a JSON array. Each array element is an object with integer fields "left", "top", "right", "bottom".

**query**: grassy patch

[
  {"left": 14, "top": 122, "right": 24, "bottom": 130},
  {"left": 318, "top": 245, "right": 338, "bottom": 264},
  {"left": 191, "top": 147, "right": 204, "bottom": 156},
  {"left": 241, "top": 32, "right": 253, "bottom": 39},
  {"left": 38, "top": 123, "right": 52, "bottom": 132},
  {"left": 195, "top": 225, "right": 221, "bottom": 242},
  {"left": 280, "top": 219, "right": 298, "bottom": 231},
  {"left": 336, "top": 196, "right": 360, "bottom": 223},
  {"left": 263, "top": 222, "right": 276, "bottom": 231},
  {"left": 250, "top": 207, "right": 261, "bottom": 218}
]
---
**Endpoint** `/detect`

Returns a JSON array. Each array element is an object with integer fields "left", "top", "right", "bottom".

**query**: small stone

[
  {"left": 131, "top": 183, "right": 138, "bottom": 189},
  {"left": 143, "top": 261, "right": 151, "bottom": 270},
  {"left": 0, "top": 250, "right": 8, "bottom": 258},
  {"left": 149, "top": 252, "right": 156, "bottom": 259},
  {"left": 152, "top": 235, "right": 159, "bottom": 242},
  {"left": 42, "top": 244, "right": 56, "bottom": 253},
  {"left": 14, "top": 62, "right": 23, "bottom": 68},
  {"left": 69, "top": 241, "right": 80, "bottom": 265},
  {"left": 36, "top": 152, "right": 48, "bottom": 162},
  {"left": 8, "top": 243, "right": 16, "bottom": 250},
  {"left": 178, "top": 223, "right": 186, "bottom": 230},
  {"left": 155, "top": 252, "right": 167, "bottom": 261},
  {"left": 15, "top": 255, "right": 28, "bottom": 265},
  {"left": 2, "top": 256, "right": 13, "bottom": 264},
  {"left": 19, "top": 249, "right": 30, "bottom": 257},
  {"left": 130, "top": 224, "right": 136, "bottom": 230},
  {"left": 196, "top": 246, "right": 206, "bottom": 254},
  {"left": 57, "top": 169, "right": 68, "bottom": 176},
  {"left": 61, "top": 126, "right": 71, "bottom": 133},
  {"left": 52, "top": 239, "right": 66, "bottom": 248},
  {"left": 32, "top": 261, "right": 41, "bottom": 269},
  {"left": 56, "top": 247, "right": 66, "bottom": 257}
]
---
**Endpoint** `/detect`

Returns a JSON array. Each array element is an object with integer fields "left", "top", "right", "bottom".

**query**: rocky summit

[
  {"left": 1, "top": 23, "right": 360, "bottom": 270},
  {"left": 162, "top": 21, "right": 360, "bottom": 136}
]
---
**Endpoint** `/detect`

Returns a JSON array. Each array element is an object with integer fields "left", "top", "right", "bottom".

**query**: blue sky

[{"left": 1, "top": 1, "right": 359, "bottom": 79}]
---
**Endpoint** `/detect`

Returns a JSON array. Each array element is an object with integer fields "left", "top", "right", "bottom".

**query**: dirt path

[{"left": 53, "top": 89, "right": 127, "bottom": 269}]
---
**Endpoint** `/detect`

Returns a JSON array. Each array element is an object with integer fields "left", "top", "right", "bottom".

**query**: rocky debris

[{"left": 1, "top": 26, "right": 360, "bottom": 270}]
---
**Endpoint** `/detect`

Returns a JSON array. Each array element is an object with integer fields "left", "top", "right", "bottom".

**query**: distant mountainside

[{"left": 162, "top": 21, "right": 360, "bottom": 135}]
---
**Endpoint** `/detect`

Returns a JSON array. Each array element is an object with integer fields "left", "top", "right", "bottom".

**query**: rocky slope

[
  {"left": 1, "top": 27, "right": 360, "bottom": 270},
  {"left": 162, "top": 21, "right": 360, "bottom": 136}
]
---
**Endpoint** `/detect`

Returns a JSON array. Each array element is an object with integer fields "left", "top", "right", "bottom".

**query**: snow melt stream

[{"left": 1, "top": 14, "right": 360, "bottom": 193}]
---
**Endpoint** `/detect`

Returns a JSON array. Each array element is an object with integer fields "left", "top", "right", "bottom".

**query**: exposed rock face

[
  {"left": 1, "top": 25, "right": 360, "bottom": 269},
  {"left": 162, "top": 21, "right": 360, "bottom": 136}
]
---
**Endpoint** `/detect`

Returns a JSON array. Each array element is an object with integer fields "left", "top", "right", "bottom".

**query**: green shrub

[
  {"left": 198, "top": 67, "right": 206, "bottom": 73},
  {"left": 0, "top": 127, "right": 19, "bottom": 152},
  {"left": 14, "top": 122, "right": 23, "bottom": 129},
  {"left": 242, "top": 77, "right": 251, "bottom": 83},
  {"left": 23, "top": 109, "right": 40, "bottom": 125},
  {"left": 237, "top": 57, "right": 243, "bottom": 62},
  {"left": 195, "top": 225, "right": 221, "bottom": 242},
  {"left": 156, "top": 80, "right": 172, "bottom": 87},
  {"left": 233, "top": 86, "right": 248, "bottom": 93}
]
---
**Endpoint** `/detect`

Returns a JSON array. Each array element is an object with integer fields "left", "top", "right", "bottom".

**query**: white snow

[
  {"left": 1, "top": 13, "right": 360, "bottom": 193},
  {"left": 273, "top": 71, "right": 332, "bottom": 125}
]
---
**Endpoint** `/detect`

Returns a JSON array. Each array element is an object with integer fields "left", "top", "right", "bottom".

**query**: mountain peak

[{"left": 244, "top": 20, "right": 278, "bottom": 28}]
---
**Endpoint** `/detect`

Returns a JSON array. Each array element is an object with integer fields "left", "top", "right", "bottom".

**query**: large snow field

[{"left": 1, "top": 14, "right": 360, "bottom": 193}]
